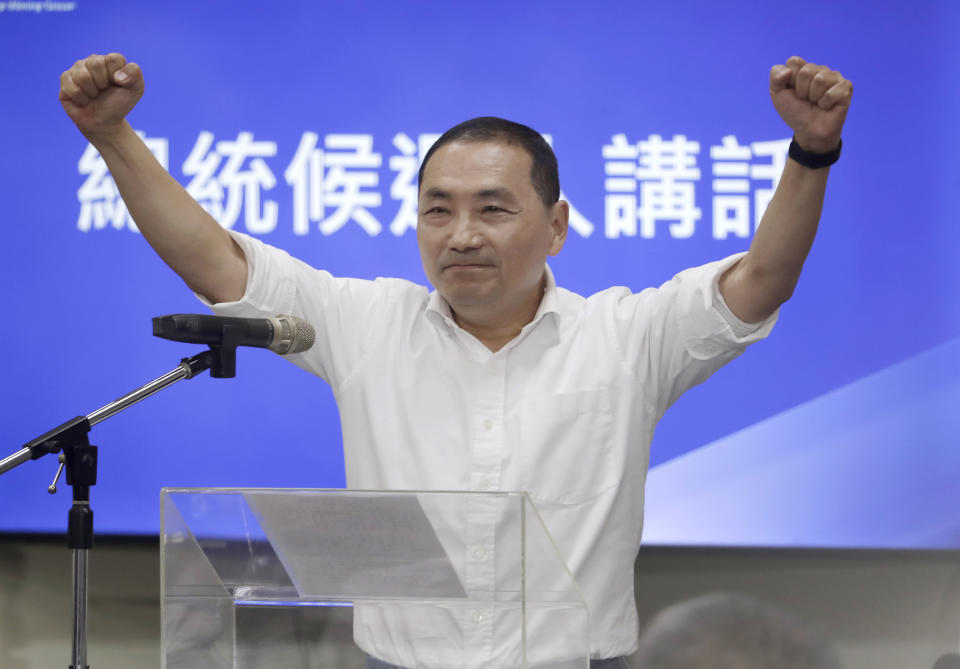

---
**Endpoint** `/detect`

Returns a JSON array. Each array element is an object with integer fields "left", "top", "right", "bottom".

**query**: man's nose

[{"left": 449, "top": 214, "right": 482, "bottom": 251}]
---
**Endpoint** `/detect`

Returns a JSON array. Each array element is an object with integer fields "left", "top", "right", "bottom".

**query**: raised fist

[
  {"left": 59, "top": 53, "right": 144, "bottom": 142},
  {"left": 770, "top": 56, "right": 853, "bottom": 154}
]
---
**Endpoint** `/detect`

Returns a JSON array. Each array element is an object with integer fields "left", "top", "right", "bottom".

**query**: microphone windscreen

[{"left": 271, "top": 315, "right": 316, "bottom": 354}]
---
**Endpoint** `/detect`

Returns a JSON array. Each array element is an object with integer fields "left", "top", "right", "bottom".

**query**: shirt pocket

[{"left": 518, "top": 389, "right": 616, "bottom": 505}]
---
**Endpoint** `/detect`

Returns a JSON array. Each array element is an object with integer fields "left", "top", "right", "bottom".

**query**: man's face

[{"left": 417, "top": 141, "right": 567, "bottom": 319}]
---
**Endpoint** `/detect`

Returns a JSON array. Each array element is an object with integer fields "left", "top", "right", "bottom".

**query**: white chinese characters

[
  {"left": 604, "top": 134, "right": 701, "bottom": 239},
  {"left": 76, "top": 130, "right": 788, "bottom": 241},
  {"left": 184, "top": 131, "right": 278, "bottom": 233}
]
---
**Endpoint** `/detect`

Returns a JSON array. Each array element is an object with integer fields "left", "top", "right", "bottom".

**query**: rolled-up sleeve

[
  {"left": 674, "top": 252, "right": 778, "bottom": 360},
  {"left": 612, "top": 252, "right": 778, "bottom": 417},
  {"left": 195, "top": 230, "right": 399, "bottom": 389}
]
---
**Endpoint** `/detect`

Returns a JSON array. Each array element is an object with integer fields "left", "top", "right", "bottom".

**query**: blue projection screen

[{"left": 1, "top": 1, "right": 958, "bottom": 548}]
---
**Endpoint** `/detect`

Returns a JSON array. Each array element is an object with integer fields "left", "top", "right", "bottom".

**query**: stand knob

[{"left": 48, "top": 453, "right": 66, "bottom": 494}]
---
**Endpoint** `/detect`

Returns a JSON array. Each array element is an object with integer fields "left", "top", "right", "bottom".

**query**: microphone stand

[{"left": 0, "top": 330, "right": 244, "bottom": 669}]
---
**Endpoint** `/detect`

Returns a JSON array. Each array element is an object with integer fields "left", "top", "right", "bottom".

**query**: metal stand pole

[{"left": 71, "top": 549, "right": 89, "bottom": 669}]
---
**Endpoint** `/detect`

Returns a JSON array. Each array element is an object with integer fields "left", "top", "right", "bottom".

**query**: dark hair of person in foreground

[{"left": 633, "top": 592, "right": 844, "bottom": 669}]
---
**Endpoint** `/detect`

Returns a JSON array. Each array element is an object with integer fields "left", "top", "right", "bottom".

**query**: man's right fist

[{"left": 59, "top": 53, "right": 144, "bottom": 142}]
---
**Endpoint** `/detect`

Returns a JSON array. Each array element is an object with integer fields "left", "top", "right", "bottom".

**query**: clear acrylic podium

[{"left": 161, "top": 489, "right": 590, "bottom": 668}]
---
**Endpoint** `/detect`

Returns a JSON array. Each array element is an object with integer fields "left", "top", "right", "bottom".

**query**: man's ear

[{"left": 547, "top": 200, "right": 569, "bottom": 256}]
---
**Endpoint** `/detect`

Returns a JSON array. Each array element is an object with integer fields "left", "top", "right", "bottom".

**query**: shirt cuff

[
  {"left": 704, "top": 252, "right": 778, "bottom": 345},
  {"left": 678, "top": 252, "right": 779, "bottom": 361},
  {"left": 709, "top": 251, "right": 780, "bottom": 344},
  {"left": 711, "top": 276, "right": 765, "bottom": 338}
]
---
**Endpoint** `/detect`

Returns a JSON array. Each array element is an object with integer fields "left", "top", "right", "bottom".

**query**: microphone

[{"left": 153, "top": 314, "right": 315, "bottom": 354}]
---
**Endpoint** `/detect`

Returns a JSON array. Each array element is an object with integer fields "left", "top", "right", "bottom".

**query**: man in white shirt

[{"left": 59, "top": 53, "right": 851, "bottom": 668}]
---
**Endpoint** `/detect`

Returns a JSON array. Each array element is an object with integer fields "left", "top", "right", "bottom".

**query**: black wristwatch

[{"left": 788, "top": 136, "right": 842, "bottom": 169}]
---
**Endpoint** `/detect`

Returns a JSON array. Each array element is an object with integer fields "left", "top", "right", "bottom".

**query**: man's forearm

[
  {"left": 92, "top": 121, "right": 247, "bottom": 303},
  {"left": 719, "top": 158, "right": 829, "bottom": 323}
]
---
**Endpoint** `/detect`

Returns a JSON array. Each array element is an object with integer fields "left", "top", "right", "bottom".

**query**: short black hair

[{"left": 418, "top": 117, "right": 560, "bottom": 208}]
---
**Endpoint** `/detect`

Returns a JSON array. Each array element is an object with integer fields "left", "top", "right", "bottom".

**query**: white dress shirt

[{"left": 207, "top": 232, "right": 777, "bottom": 665}]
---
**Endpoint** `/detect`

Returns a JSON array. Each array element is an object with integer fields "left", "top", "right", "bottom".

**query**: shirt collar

[{"left": 425, "top": 265, "right": 561, "bottom": 341}]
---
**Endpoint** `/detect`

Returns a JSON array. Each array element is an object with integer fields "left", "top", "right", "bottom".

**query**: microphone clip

[
  {"left": 174, "top": 324, "right": 242, "bottom": 379},
  {"left": 206, "top": 324, "right": 242, "bottom": 378}
]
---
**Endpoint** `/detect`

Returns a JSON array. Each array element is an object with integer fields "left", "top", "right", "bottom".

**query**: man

[{"left": 59, "top": 53, "right": 851, "bottom": 668}]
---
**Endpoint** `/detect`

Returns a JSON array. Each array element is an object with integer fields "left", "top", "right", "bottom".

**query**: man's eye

[
  {"left": 423, "top": 207, "right": 449, "bottom": 215},
  {"left": 483, "top": 205, "right": 508, "bottom": 213}
]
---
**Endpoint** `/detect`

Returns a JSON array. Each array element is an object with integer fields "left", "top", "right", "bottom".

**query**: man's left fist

[{"left": 771, "top": 56, "right": 853, "bottom": 153}]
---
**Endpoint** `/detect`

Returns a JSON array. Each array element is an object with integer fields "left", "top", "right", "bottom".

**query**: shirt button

[
  {"left": 472, "top": 546, "right": 485, "bottom": 559},
  {"left": 482, "top": 418, "right": 493, "bottom": 431},
  {"left": 472, "top": 610, "right": 484, "bottom": 624},
  {"left": 477, "top": 480, "right": 491, "bottom": 491}
]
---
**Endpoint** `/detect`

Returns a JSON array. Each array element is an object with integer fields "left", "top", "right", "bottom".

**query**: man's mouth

[{"left": 443, "top": 262, "right": 494, "bottom": 270}]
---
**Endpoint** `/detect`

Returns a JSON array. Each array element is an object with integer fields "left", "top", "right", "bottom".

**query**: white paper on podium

[{"left": 244, "top": 492, "right": 467, "bottom": 599}]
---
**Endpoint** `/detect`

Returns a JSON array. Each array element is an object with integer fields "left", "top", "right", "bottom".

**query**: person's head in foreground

[{"left": 633, "top": 592, "right": 844, "bottom": 669}]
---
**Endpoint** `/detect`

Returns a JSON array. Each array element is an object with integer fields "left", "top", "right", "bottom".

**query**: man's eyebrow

[
  {"left": 476, "top": 187, "right": 517, "bottom": 200},
  {"left": 421, "top": 187, "right": 518, "bottom": 201},
  {"left": 422, "top": 187, "right": 451, "bottom": 200}
]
